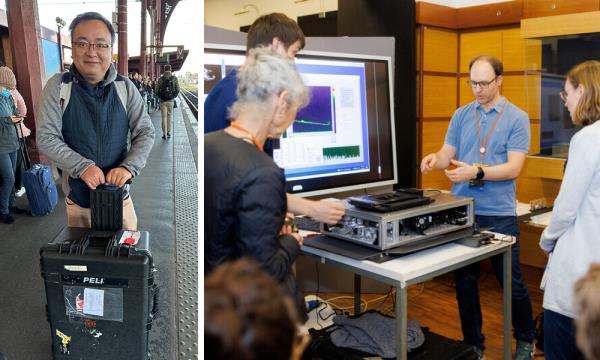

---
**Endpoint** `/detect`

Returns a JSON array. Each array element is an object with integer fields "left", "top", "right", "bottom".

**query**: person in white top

[{"left": 539, "top": 60, "right": 600, "bottom": 360}]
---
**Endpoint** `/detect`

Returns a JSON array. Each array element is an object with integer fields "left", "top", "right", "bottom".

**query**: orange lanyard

[
  {"left": 475, "top": 100, "right": 507, "bottom": 161},
  {"left": 230, "top": 121, "right": 264, "bottom": 152}
]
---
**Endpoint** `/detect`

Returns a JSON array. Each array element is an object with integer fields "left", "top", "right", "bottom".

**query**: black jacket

[{"left": 204, "top": 131, "right": 300, "bottom": 282}]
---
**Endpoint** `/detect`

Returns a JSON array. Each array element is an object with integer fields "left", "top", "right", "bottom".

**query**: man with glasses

[
  {"left": 421, "top": 55, "right": 535, "bottom": 360},
  {"left": 37, "top": 12, "right": 154, "bottom": 229}
]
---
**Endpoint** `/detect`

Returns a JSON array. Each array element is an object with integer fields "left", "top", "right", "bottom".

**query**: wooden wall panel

[
  {"left": 459, "top": 30, "right": 503, "bottom": 73},
  {"left": 516, "top": 176, "right": 562, "bottom": 205},
  {"left": 457, "top": 0, "right": 523, "bottom": 29},
  {"left": 416, "top": 71, "right": 421, "bottom": 113},
  {"left": 415, "top": 1, "right": 457, "bottom": 29},
  {"left": 501, "top": 75, "right": 528, "bottom": 114},
  {"left": 521, "top": 11, "right": 600, "bottom": 38},
  {"left": 416, "top": 27, "right": 421, "bottom": 72},
  {"left": 530, "top": 122, "right": 540, "bottom": 154},
  {"left": 423, "top": 27, "right": 458, "bottom": 73},
  {"left": 422, "top": 171, "right": 453, "bottom": 190},
  {"left": 420, "top": 121, "right": 452, "bottom": 190},
  {"left": 516, "top": 156, "right": 565, "bottom": 204},
  {"left": 422, "top": 75, "right": 457, "bottom": 118},
  {"left": 524, "top": 38, "right": 543, "bottom": 71},
  {"left": 502, "top": 28, "right": 526, "bottom": 71},
  {"left": 519, "top": 223, "right": 547, "bottom": 268},
  {"left": 501, "top": 74, "right": 541, "bottom": 121},
  {"left": 459, "top": 75, "right": 473, "bottom": 107},
  {"left": 421, "top": 120, "right": 450, "bottom": 156},
  {"left": 521, "top": 156, "right": 566, "bottom": 180},
  {"left": 525, "top": 73, "right": 541, "bottom": 120},
  {"left": 523, "top": 0, "right": 599, "bottom": 19}
]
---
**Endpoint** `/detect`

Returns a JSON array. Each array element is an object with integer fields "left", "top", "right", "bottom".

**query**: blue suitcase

[
  {"left": 15, "top": 123, "right": 59, "bottom": 216},
  {"left": 22, "top": 163, "right": 59, "bottom": 216}
]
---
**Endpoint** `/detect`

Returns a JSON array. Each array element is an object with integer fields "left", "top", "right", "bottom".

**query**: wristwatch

[{"left": 476, "top": 166, "right": 485, "bottom": 180}]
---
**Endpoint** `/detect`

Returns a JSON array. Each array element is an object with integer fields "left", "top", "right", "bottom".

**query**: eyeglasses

[
  {"left": 560, "top": 90, "right": 568, "bottom": 103},
  {"left": 72, "top": 41, "right": 111, "bottom": 51},
  {"left": 467, "top": 77, "right": 498, "bottom": 89}
]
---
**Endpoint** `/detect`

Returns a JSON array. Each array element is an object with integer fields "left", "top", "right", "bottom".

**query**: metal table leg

[
  {"left": 397, "top": 285, "right": 407, "bottom": 360},
  {"left": 354, "top": 274, "right": 361, "bottom": 315},
  {"left": 503, "top": 245, "right": 513, "bottom": 360}
]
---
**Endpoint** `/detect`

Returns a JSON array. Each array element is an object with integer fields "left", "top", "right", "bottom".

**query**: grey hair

[{"left": 229, "top": 47, "right": 308, "bottom": 120}]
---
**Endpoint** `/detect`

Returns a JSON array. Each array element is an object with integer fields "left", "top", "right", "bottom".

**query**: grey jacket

[
  {"left": 0, "top": 95, "right": 18, "bottom": 154},
  {"left": 36, "top": 65, "right": 154, "bottom": 183}
]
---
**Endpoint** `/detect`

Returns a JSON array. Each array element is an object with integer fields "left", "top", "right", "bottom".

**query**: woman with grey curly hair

[{"left": 204, "top": 47, "right": 309, "bottom": 319}]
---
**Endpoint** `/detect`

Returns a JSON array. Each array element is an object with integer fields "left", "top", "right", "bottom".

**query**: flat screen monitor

[{"left": 204, "top": 44, "right": 397, "bottom": 197}]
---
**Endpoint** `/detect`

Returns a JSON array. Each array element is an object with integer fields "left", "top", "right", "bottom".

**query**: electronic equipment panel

[{"left": 322, "top": 193, "right": 474, "bottom": 251}]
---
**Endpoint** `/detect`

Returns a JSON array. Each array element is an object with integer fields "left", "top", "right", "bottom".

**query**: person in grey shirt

[{"left": 36, "top": 12, "right": 154, "bottom": 229}]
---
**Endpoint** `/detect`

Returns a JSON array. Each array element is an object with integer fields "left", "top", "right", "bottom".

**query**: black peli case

[{"left": 40, "top": 228, "right": 158, "bottom": 359}]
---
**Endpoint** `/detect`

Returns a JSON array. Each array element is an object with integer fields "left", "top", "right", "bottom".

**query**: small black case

[{"left": 90, "top": 184, "right": 123, "bottom": 231}]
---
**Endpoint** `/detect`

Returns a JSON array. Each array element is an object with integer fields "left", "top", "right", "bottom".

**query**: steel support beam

[
  {"left": 149, "top": 0, "right": 155, "bottom": 80},
  {"left": 155, "top": 0, "right": 162, "bottom": 78},
  {"left": 140, "top": 0, "right": 147, "bottom": 78},
  {"left": 117, "top": 0, "right": 128, "bottom": 75}
]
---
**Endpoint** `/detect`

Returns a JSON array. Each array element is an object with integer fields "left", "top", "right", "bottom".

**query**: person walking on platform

[
  {"left": 36, "top": 12, "right": 154, "bottom": 230},
  {"left": 142, "top": 77, "right": 153, "bottom": 113},
  {"left": 204, "top": 12, "right": 345, "bottom": 226},
  {"left": 420, "top": 55, "right": 535, "bottom": 360},
  {"left": 155, "top": 64, "right": 179, "bottom": 139},
  {"left": 0, "top": 69, "right": 23, "bottom": 224},
  {"left": 539, "top": 60, "right": 600, "bottom": 360}
]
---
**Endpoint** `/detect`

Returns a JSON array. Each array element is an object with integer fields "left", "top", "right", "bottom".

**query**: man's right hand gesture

[{"left": 420, "top": 153, "right": 438, "bottom": 173}]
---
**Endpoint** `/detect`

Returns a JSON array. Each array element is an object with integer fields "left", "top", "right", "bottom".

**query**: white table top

[{"left": 301, "top": 233, "right": 514, "bottom": 286}]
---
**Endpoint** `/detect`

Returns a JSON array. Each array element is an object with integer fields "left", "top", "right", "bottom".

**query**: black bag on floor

[
  {"left": 302, "top": 325, "right": 477, "bottom": 360},
  {"left": 40, "top": 228, "right": 158, "bottom": 359}
]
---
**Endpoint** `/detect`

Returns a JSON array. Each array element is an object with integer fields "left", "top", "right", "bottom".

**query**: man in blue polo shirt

[
  {"left": 421, "top": 55, "right": 535, "bottom": 360},
  {"left": 204, "top": 13, "right": 345, "bottom": 225}
]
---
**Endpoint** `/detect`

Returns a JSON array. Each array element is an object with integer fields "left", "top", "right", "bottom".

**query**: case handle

[{"left": 148, "top": 283, "right": 160, "bottom": 327}]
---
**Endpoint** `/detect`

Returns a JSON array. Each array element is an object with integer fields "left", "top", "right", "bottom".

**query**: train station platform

[{"left": 0, "top": 98, "right": 198, "bottom": 359}]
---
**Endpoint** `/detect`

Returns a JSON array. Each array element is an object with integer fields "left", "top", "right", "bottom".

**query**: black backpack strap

[
  {"left": 114, "top": 74, "right": 129, "bottom": 111},
  {"left": 59, "top": 72, "right": 73, "bottom": 113}
]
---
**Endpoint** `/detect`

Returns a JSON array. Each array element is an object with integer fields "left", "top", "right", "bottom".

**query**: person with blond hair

[{"left": 539, "top": 60, "right": 600, "bottom": 360}]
